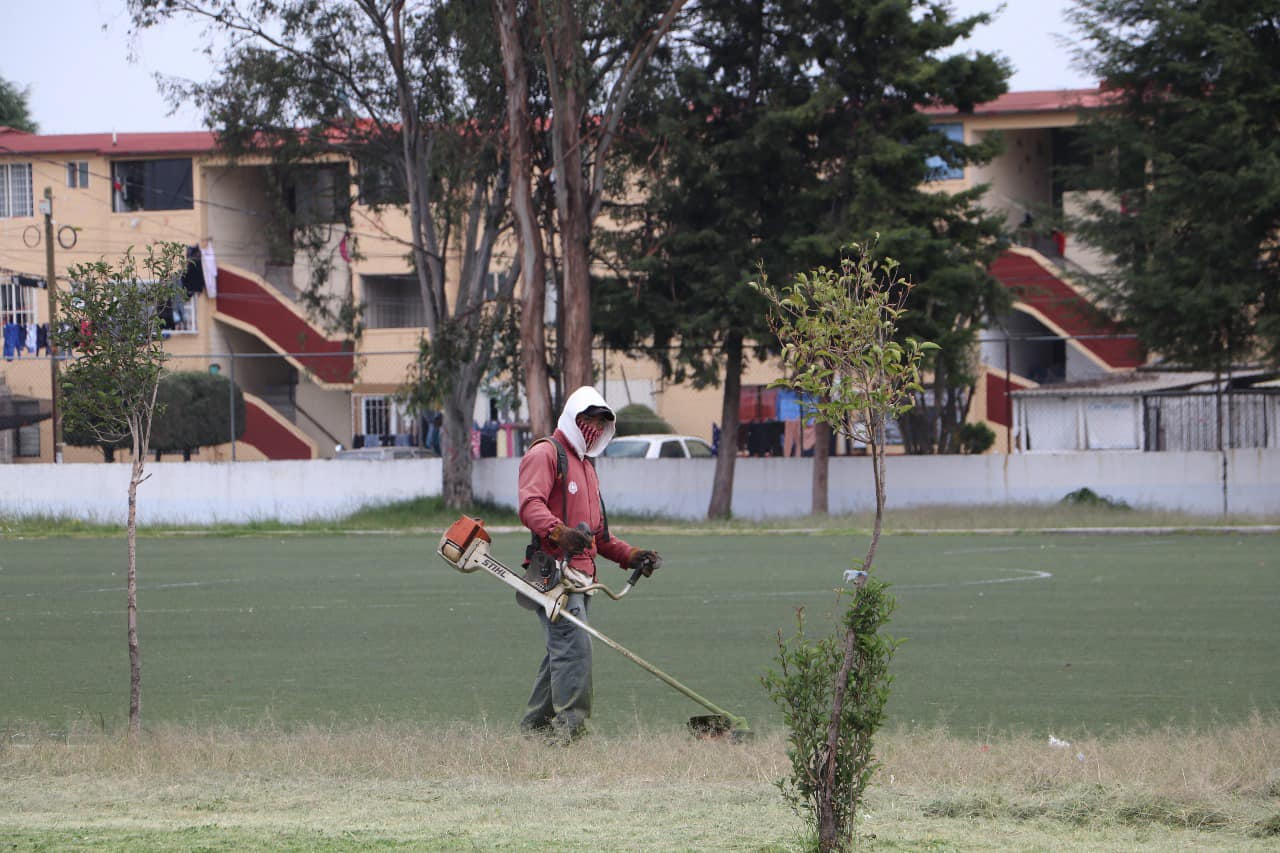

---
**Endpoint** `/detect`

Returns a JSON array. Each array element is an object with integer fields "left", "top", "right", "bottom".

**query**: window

[
  {"left": 357, "top": 158, "right": 407, "bottom": 206},
  {"left": 162, "top": 295, "right": 198, "bottom": 334},
  {"left": 925, "top": 123, "right": 964, "bottom": 182},
  {"left": 362, "top": 275, "right": 426, "bottom": 329},
  {"left": 1, "top": 277, "right": 37, "bottom": 326},
  {"left": 0, "top": 163, "right": 33, "bottom": 218},
  {"left": 288, "top": 164, "right": 348, "bottom": 224},
  {"left": 111, "top": 158, "right": 193, "bottom": 211},
  {"left": 363, "top": 396, "right": 390, "bottom": 436},
  {"left": 66, "top": 161, "right": 89, "bottom": 188},
  {"left": 357, "top": 395, "right": 413, "bottom": 438},
  {"left": 686, "top": 439, "right": 713, "bottom": 458},
  {"left": 602, "top": 439, "right": 648, "bottom": 458},
  {"left": 658, "top": 439, "right": 684, "bottom": 458}
]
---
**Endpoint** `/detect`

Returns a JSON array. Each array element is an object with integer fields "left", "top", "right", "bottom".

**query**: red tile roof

[
  {"left": 0, "top": 128, "right": 217, "bottom": 157},
  {"left": 922, "top": 86, "right": 1117, "bottom": 117}
]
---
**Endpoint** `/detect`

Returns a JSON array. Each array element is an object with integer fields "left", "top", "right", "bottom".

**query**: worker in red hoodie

[{"left": 517, "top": 386, "right": 662, "bottom": 742}]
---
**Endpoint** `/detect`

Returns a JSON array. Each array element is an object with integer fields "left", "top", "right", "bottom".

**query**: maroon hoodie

[{"left": 517, "top": 427, "right": 634, "bottom": 579}]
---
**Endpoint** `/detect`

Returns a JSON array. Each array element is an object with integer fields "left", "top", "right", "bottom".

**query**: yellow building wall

[{"left": 1, "top": 147, "right": 219, "bottom": 462}]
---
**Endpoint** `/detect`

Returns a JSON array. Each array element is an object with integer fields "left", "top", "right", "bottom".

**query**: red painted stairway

[{"left": 214, "top": 266, "right": 355, "bottom": 385}]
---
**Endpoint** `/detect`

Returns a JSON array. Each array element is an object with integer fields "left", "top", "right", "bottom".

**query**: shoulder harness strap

[{"left": 525, "top": 435, "right": 611, "bottom": 553}]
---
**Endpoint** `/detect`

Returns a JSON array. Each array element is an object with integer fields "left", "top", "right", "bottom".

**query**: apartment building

[
  {"left": 0, "top": 128, "right": 456, "bottom": 464},
  {"left": 1, "top": 86, "right": 1138, "bottom": 464},
  {"left": 924, "top": 88, "right": 1145, "bottom": 451}
]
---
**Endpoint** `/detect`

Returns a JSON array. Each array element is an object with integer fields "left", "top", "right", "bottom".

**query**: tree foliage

[
  {"left": 762, "top": 581, "right": 897, "bottom": 852},
  {"left": 605, "top": 0, "right": 1011, "bottom": 515},
  {"left": 493, "top": 0, "right": 691, "bottom": 435},
  {"left": 613, "top": 402, "right": 673, "bottom": 435},
  {"left": 53, "top": 243, "right": 188, "bottom": 740},
  {"left": 55, "top": 247, "right": 186, "bottom": 453},
  {"left": 753, "top": 242, "right": 931, "bottom": 851},
  {"left": 1066, "top": 0, "right": 1280, "bottom": 368},
  {"left": 130, "top": 0, "right": 518, "bottom": 507},
  {"left": 0, "top": 77, "right": 38, "bottom": 133}
]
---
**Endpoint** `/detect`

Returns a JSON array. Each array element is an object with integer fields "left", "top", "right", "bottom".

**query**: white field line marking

[
  {"left": 898, "top": 568, "right": 1053, "bottom": 590},
  {"left": 10, "top": 579, "right": 245, "bottom": 598},
  {"left": 3, "top": 601, "right": 452, "bottom": 619},
  {"left": 941, "top": 545, "right": 1047, "bottom": 555},
  {"left": 715, "top": 568, "right": 1053, "bottom": 600}
]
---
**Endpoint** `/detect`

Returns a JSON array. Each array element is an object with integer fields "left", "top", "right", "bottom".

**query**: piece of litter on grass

[
  {"left": 1049, "top": 734, "right": 1070, "bottom": 748},
  {"left": 1076, "top": 752, "right": 1086, "bottom": 762}
]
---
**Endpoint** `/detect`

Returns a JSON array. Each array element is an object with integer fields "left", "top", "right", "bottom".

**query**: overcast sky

[{"left": 5, "top": 0, "right": 1096, "bottom": 136}]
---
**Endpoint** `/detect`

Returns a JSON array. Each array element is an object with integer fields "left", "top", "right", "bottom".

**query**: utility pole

[{"left": 40, "top": 187, "right": 63, "bottom": 463}]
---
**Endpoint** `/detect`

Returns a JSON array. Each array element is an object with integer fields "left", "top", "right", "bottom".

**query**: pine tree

[{"left": 1067, "top": 0, "right": 1280, "bottom": 368}]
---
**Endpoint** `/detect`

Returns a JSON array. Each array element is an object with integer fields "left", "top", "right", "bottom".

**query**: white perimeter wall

[{"left": 2, "top": 449, "right": 1277, "bottom": 525}]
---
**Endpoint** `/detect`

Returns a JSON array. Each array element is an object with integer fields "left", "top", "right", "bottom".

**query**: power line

[{"left": 1, "top": 145, "right": 507, "bottom": 262}]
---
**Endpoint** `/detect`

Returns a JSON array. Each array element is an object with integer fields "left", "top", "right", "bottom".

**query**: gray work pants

[{"left": 521, "top": 592, "right": 592, "bottom": 738}]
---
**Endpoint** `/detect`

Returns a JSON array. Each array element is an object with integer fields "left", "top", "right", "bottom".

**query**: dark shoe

[{"left": 549, "top": 715, "right": 588, "bottom": 746}]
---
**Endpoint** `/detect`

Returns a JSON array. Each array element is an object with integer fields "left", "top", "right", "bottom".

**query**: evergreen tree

[
  {"left": 0, "top": 77, "right": 38, "bottom": 133},
  {"left": 1066, "top": 0, "right": 1280, "bottom": 368},
  {"left": 605, "top": 0, "right": 1010, "bottom": 513}
]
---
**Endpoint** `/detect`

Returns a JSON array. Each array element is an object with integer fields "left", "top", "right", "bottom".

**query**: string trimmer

[{"left": 437, "top": 515, "right": 750, "bottom": 738}]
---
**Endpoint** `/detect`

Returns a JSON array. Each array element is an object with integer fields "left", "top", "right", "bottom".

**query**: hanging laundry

[
  {"left": 181, "top": 245, "right": 205, "bottom": 296},
  {"left": 3, "top": 323, "right": 21, "bottom": 360},
  {"left": 24, "top": 324, "right": 36, "bottom": 353},
  {"left": 36, "top": 324, "right": 48, "bottom": 355},
  {"left": 200, "top": 240, "right": 218, "bottom": 298},
  {"left": 15, "top": 274, "right": 44, "bottom": 289}
]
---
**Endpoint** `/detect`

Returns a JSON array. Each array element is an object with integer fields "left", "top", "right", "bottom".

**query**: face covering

[{"left": 577, "top": 414, "right": 604, "bottom": 451}]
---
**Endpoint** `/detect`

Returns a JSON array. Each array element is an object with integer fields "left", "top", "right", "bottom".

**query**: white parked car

[
  {"left": 334, "top": 446, "right": 437, "bottom": 461},
  {"left": 603, "top": 434, "right": 714, "bottom": 459}
]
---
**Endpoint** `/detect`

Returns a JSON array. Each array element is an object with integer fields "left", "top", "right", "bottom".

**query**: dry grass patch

[{"left": 2, "top": 716, "right": 1278, "bottom": 850}]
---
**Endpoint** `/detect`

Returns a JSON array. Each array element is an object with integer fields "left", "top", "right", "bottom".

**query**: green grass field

[{"left": 2, "top": 529, "right": 1276, "bottom": 737}]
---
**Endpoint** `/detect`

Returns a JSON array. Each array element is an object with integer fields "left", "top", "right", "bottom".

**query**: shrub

[
  {"left": 1061, "top": 487, "right": 1131, "bottom": 511},
  {"left": 958, "top": 421, "right": 996, "bottom": 454},
  {"left": 614, "top": 403, "right": 673, "bottom": 436},
  {"left": 150, "top": 371, "right": 246, "bottom": 460}
]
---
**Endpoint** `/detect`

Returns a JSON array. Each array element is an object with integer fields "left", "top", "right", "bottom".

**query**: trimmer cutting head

[{"left": 688, "top": 714, "right": 753, "bottom": 742}]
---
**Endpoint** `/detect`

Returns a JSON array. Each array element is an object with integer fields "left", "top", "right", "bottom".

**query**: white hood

[{"left": 557, "top": 386, "right": 617, "bottom": 458}]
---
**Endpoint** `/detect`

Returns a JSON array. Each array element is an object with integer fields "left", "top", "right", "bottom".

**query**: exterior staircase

[
  {"left": 212, "top": 264, "right": 352, "bottom": 460},
  {"left": 990, "top": 247, "right": 1144, "bottom": 371},
  {"left": 241, "top": 392, "right": 317, "bottom": 460},
  {"left": 214, "top": 265, "right": 355, "bottom": 386}
]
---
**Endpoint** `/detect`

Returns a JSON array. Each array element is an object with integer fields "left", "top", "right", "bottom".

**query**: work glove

[
  {"left": 628, "top": 548, "right": 663, "bottom": 577},
  {"left": 550, "top": 523, "right": 592, "bottom": 557}
]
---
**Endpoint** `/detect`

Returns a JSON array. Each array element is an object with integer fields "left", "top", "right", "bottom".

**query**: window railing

[{"left": 363, "top": 296, "right": 426, "bottom": 329}]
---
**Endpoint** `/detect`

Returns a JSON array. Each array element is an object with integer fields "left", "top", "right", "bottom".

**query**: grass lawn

[
  {"left": 1, "top": 529, "right": 1276, "bottom": 737},
  {"left": 3, "top": 524, "right": 1278, "bottom": 851},
  {"left": 1, "top": 723, "right": 1277, "bottom": 851}
]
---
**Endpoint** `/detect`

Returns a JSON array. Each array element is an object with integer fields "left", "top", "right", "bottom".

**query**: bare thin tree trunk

[
  {"left": 559, "top": 206, "right": 593, "bottom": 391},
  {"left": 708, "top": 333, "right": 743, "bottom": 519},
  {"left": 127, "top": 439, "right": 143, "bottom": 740},
  {"left": 812, "top": 420, "right": 830, "bottom": 515},
  {"left": 541, "top": 0, "right": 594, "bottom": 393},
  {"left": 494, "top": 0, "right": 552, "bottom": 435}
]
